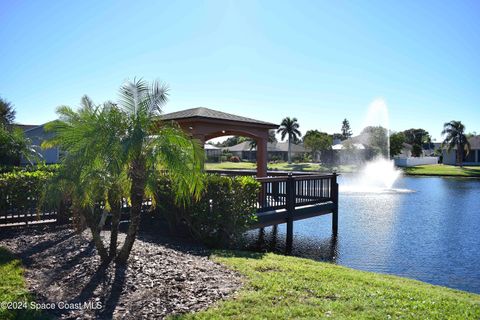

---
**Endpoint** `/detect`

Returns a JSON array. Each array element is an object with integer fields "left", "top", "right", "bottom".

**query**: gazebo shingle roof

[{"left": 162, "top": 107, "right": 277, "bottom": 127}]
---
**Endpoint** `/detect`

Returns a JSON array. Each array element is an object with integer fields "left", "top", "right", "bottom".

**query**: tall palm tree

[
  {"left": 442, "top": 120, "right": 471, "bottom": 167},
  {"left": 277, "top": 117, "right": 301, "bottom": 164},
  {"left": 45, "top": 79, "right": 204, "bottom": 264}
]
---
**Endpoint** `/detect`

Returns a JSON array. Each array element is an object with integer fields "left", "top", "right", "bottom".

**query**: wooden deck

[{"left": 210, "top": 170, "right": 339, "bottom": 250}]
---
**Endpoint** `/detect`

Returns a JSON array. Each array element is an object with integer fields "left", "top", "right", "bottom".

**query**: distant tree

[
  {"left": 216, "top": 136, "right": 248, "bottom": 147},
  {"left": 0, "top": 97, "right": 40, "bottom": 165},
  {"left": 0, "top": 97, "right": 16, "bottom": 127},
  {"left": 303, "top": 130, "right": 332, "bottom": 162},
  {"left": 402, "top": 128, "right": 431, "bottom": 157},
  {"left": 340, "top": 118, "right": 352, "bottom": 140},
  {"left": 277, "top": 117, "right": 301, "bottom": 164},
  {"left": 389, "top": 132, "right": 405, "bottom": 157},
  {"left": 403, "top": 128, "right": 431, "bottom": 145},
  {"left": 411, "top": 144, "right": 423, "bottom": 157},
  {"left": 361, "top": 126, "right": 389, "bottom": 157},
  {"left": 332, "top": 133, "right": 343, "bottom": 141},
  {"left": 442, "top": 120, "right": 471, "bottom": 167}
]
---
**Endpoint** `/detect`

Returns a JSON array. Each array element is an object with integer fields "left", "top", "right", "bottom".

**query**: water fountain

[{"left": 341, "top": 98, "right": 408, "bottom": 193}]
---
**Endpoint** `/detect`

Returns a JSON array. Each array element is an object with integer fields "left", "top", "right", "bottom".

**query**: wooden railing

[{"left": 256, "top": 173, "right": 337, "bottom": 212}]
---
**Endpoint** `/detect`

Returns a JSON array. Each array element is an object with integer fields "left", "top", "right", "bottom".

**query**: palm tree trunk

[
  {"left": 85, "top": 207, "right": 109, "bottom": 263},
  {"left": 108, "top": 194, "right": 121, "bottom": 258},
  {"left": 116, "top": 158, "right": 146, "bottom": 264},
  {"left": 288, "top": 134, "right": 292, "bottom": 164}
]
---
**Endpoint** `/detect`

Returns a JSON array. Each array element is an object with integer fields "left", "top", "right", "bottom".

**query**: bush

[
  {"left": 0, "top": 170, "right": 55, "bottom": 215},
  {"left": 154, "top": 174, "right": 260, "bottom": 247},
  {"left": 229, "top": 156, "right": 241, "bottom": 162}
]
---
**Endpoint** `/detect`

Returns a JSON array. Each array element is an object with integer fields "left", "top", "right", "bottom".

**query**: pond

[{"left": 245, "top": 175, "right": 480, "bottom": 294}]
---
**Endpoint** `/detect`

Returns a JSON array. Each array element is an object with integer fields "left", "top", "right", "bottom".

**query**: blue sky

[{"left": 1, "top": 0, "right": 479, "bottom": 141}]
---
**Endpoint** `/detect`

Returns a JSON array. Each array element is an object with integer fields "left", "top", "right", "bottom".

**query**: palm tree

[
  {"left": 442, "top": 120, "right": 471, "bottom": 167},
  {"left": 45, "top": 79, "right": 204, "bottom": 264},
  {"left": 0, "top": 97, "right": 16, "bottom": 127},
  {"left": 277, "top": 117, "right": 301, "bottom": 164}
]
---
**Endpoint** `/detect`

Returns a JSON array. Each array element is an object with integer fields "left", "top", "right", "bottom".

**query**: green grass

[
  {"left": 205, "top": 162, "right": 357, "bottom": 173},
  {"left": 0, "top": 247, "right": 46, "bottom": 320},
  {"left": 175, "top": 251, "right": 480, "bottom": 320},
  {"left": 404, "top": 164, "right": 480, "bottom": 177}
]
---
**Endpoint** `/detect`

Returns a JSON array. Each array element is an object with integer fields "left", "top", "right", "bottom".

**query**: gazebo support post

[{"left": 256, "top": 136, "right": 268, "bottom": 177}]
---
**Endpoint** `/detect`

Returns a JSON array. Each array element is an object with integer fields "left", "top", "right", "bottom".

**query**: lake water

[{"left": 245, "top": 175, "right": 480, "bottom": 294}]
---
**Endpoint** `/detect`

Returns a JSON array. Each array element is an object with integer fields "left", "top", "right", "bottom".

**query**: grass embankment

[
  {"left": 177, "top": 251, "right": 480, "bottom": 320},
  {"left": 404, "top": 164, "right": 480, "bottom": 177},
  {"left": 0, "top": 247, "right": 46, "bottom": 320},
  {"left": 206, "top": 162, "right": 356, "bottom": 173}
]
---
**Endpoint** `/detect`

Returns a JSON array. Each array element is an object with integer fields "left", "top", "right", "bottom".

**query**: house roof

[
  {"left": 12, "top": 124, "right": 39, "bottom": 131},
  {"left": 204, "top": 144, "right": 220, "bottom": 150},
  {"left": 443, "top": 135, "right": 480, "bottom": 150},
  {"left": 161, "top": 107, "right": 277, "bottom": 127},
  {"left": 468, "top": 136, "right": 480, "bottom": 149}
]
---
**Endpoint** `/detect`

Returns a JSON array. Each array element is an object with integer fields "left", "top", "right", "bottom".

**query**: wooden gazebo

[{"left": 161, "top": 107, "right": 278, "bottom": 177}]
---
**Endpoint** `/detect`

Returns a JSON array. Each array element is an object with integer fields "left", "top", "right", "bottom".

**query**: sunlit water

[{"left": 244, "top": 175, "right": 480, "bottom": 294}]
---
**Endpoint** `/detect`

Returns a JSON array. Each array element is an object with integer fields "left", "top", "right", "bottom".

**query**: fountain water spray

[{"left": 341, "top": 98, "right": 406, "bottom": 193}]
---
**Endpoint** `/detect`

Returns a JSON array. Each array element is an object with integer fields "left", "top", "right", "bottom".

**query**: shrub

[
  {"left": 0, "top": 170, "right": 55, "bottom": 216},
  {"left": 154, "top": 174, "right": 260, "bottom": 247}
]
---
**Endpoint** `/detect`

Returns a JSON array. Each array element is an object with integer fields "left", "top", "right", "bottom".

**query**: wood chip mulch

[{"left": 0, "top": 224, "right": 242, "bottom": 319}]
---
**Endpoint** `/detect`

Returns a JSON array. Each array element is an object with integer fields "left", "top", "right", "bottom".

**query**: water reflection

[
  {"left": 242, "top": 176, "right": 480, "bottom": 294},
  {"left": 246, "top": 226, "right": 339, "bottom": 262}
]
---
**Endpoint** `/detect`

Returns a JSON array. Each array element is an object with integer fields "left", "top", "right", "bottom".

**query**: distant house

[
  {"left": 422, "top": 142, "right": 442, "bottom": 157},
  {"left": 442, "top": 136, "right": 480, "bottom": 165},
  {"left": 20, "top": 123, "right": 61, "bottom": 165},
  {"left": 204, "top": 144, "right": 221, "bottom": 162},
  {"left": 223, "top": 141, "right": 307, "bottom": 162}
]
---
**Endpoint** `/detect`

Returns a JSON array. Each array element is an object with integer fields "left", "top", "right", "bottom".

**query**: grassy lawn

[
  {"left": 176, "top": 251, "right": 480, "bottom": 320},
  {"left": 205, "top": 162, "right": 357, "bottom": 173},
  {"left": 404, "top": 164, "right": 480, "bottom": 177},
  {"left": 0, "top": 247, "right": 46, "bottom": 320}
]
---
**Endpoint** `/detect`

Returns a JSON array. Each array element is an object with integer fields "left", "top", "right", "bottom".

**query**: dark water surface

[{"left": 245, "top": 175, "right": 480, "bottom": 294}]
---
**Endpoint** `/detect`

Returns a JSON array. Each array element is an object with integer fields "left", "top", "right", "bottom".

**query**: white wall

[{"left": 394, "top": 157, "right": 439, "bottom": 167}]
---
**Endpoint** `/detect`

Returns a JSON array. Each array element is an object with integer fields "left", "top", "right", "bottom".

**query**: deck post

[
  {"left": 331, "top": 172, "right": 339, "bottom": 235},
  {"left": 286, "top": 173, "right": 295, "bottom": 253}
]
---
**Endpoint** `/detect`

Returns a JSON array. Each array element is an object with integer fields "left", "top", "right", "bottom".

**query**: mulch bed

[{"left": 0, "top": 224, "right": 242, "bottom": 319}]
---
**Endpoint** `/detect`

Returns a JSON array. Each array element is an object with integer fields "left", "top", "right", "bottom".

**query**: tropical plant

[
  {"left": 341, "top": 118, "right": 352, "bottom": 140},
  {"left": 0, "top": 97, "right": 16, "bottom": 127},
  {"left": 441, "top": 120, "right": 471, "bottom": 166},
  {"left": 0, "top": 126, "right": 41, "bottom": 167},
  {"left": 44, "top": 79, "right": 204, "bottom": 264},
  {"left": 277, "top": 117, "right": 301, "bottom": 164}
]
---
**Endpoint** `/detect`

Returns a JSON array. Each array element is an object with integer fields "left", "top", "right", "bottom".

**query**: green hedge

[
  {"left": 155, "top": 174, "right": 260, "bottom": 247},
  {"left": 0, "top": 170, "right": 54, "bottom": 216}
]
